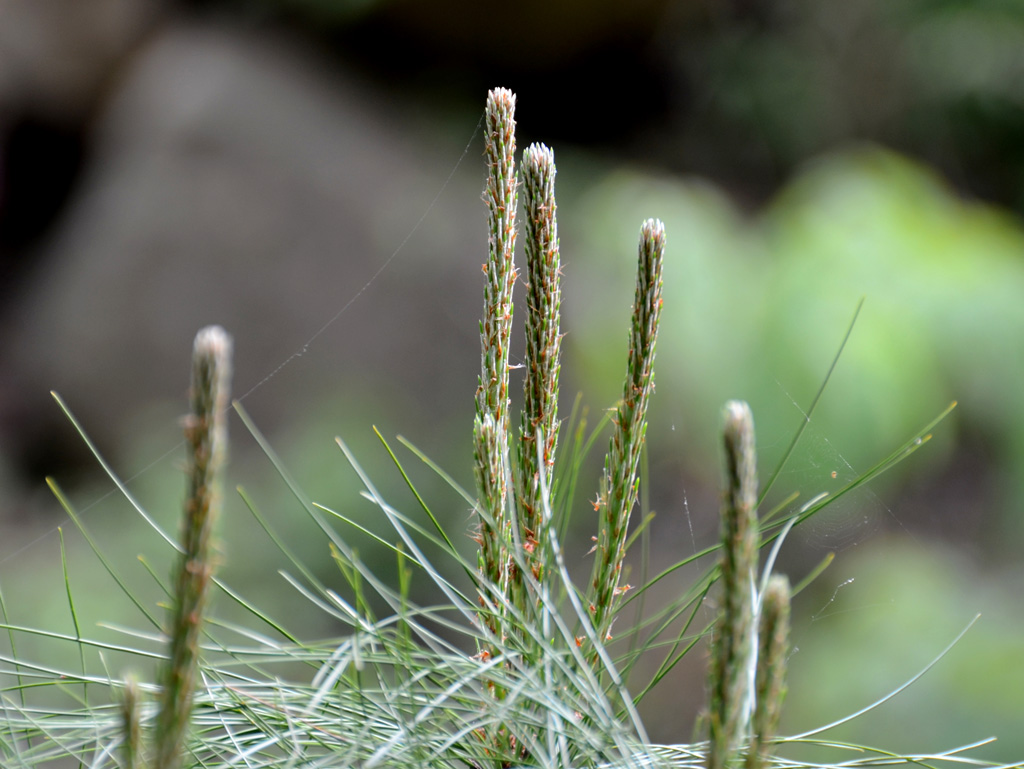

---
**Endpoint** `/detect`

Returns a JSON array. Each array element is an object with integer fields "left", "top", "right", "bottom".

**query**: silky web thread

[{"left": 771, "top": 376, "right": 914, "bottom": 549}]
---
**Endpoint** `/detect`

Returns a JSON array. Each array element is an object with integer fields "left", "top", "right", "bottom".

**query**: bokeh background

[{"left": 1, "top": 0, "right": 1023, "bottom": 760}]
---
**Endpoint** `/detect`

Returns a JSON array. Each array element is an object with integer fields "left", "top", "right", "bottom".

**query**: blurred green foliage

[
  {"left": 567, "top": 146, "right": 1024, "bottom": 551},
  {"left": 785, "top": 536, "right": 1024, "bottom": 764}
]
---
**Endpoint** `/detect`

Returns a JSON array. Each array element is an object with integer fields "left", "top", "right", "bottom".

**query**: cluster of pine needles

[{"left": 0, "top": 88, "right": 1009, "bottom": 769}]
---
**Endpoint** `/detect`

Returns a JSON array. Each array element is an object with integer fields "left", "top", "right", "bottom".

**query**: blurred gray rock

[
  {"left": 1, "top": 19, "right": 487, "bottom": 507},
  {"left": 0, "top": 0, "right": 164, "bottom": 121}
]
